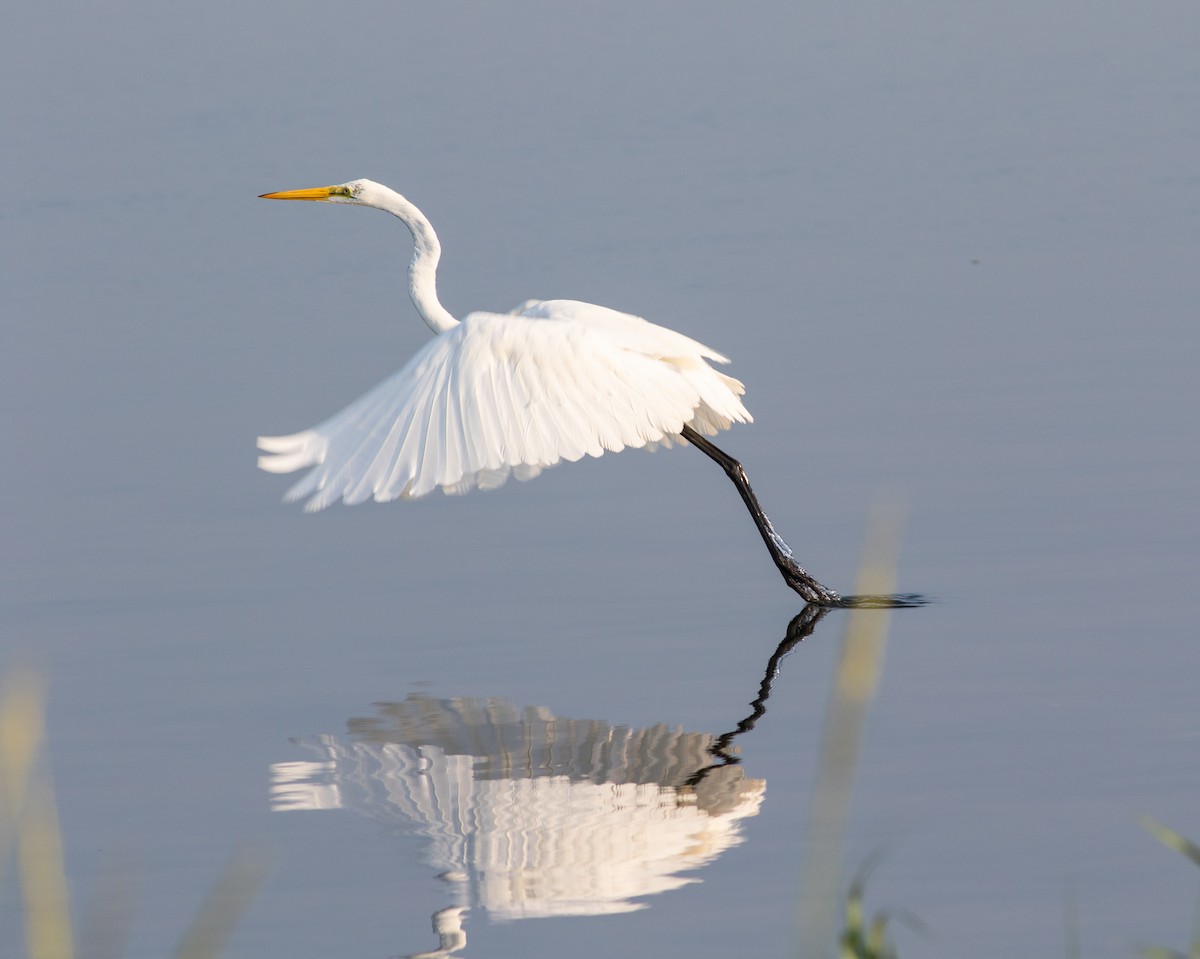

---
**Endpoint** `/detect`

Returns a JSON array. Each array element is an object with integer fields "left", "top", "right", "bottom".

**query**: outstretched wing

[{"left": 258, "top": 301, "right": 751, "bottom": 510}]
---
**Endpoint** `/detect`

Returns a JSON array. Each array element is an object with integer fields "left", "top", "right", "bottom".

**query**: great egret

[{"left": 258, "top": 179, "right": 840, "bottom": 606}]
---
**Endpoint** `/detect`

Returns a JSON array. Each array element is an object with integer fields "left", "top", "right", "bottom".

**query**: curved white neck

[{"left": 377, "top": 189, "right": 459, "bottom": 334}]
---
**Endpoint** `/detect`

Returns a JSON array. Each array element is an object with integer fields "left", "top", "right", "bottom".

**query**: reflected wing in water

[{"left": 270, "top": 695, "right": 765, "bottom": 921}]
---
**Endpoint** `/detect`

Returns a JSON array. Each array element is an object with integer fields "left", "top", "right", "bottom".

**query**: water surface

[{"left": 3, "top": 2, "right": 1198, "bottom": 956}]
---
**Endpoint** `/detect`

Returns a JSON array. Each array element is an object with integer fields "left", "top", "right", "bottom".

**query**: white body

[{"left": 258, "top": 180, "right": 751, "bottom": 511}]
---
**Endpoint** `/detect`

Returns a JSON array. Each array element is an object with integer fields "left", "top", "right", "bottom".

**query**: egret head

[{"left": 259, "top": 179, "right": 386, "bottom": 206}]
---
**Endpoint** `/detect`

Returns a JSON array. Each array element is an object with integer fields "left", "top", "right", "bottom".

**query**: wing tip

[
  {"left": 257, "top": 430, "right": 327, "bottom": 474},
  {"left": 257, "top": 430, "right": 318, "bottom": 453}
]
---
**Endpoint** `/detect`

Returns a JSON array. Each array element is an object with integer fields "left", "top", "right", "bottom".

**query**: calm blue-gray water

[{"left": 3, "top": 2, "right": 1198, "bottom": 956}]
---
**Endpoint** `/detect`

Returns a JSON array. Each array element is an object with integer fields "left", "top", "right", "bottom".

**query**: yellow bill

[{"left": 259, "top": 185, "right": 352, "bottom": 201}]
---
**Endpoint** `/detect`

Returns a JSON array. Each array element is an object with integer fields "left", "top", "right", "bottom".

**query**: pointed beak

[{"left": 259, "top": 186, "right": 342, "bottom": 201}]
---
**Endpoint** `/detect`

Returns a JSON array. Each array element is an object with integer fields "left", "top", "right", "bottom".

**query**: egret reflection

[
  {"left": 270, "top": 606, "right": 833, "bottom": 955},
  {"left": 272, "top": 698, "right": 764, "bottom": 917}
]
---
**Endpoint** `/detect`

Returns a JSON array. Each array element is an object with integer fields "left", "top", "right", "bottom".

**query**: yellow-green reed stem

[
  {"left": 173, "top": 845, "right": 271, "bottom": 959},
  {"left": 796, "top": 501, "right": 904, "bottom": 958},
  {"left": 2, "top": 669, "right": 75, "bottom": 959}
]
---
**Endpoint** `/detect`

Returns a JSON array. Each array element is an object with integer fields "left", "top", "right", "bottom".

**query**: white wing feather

[{"left": 258, "top": 299, "right": 751, "bottom": 510}]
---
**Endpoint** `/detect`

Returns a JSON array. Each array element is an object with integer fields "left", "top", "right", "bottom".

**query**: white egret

[{"left": 258, "top": 179, "right": 840, "bottom": 606}]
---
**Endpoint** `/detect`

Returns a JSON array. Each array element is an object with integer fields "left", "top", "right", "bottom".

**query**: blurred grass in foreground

[
  {"left": 1139, "top": 817, "right": 1200, "bottom": 959},
  {"left": 0, "top": 668, "right": 269, "bottom": 959},
  {"left": 1, "top": 670, "right": 72, "bottom": 959},
  {"left": 796, "top": 500, "right": 906, "bottom": 958}
]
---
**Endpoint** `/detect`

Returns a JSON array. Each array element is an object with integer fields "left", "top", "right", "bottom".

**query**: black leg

[{"left": 681, "top": 426, "right": 842, "bottom": 607}]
